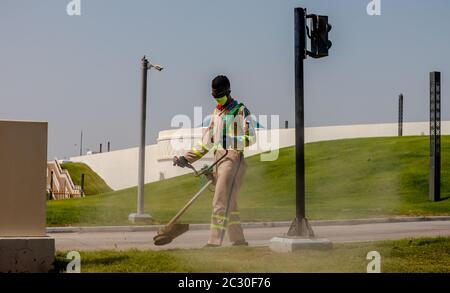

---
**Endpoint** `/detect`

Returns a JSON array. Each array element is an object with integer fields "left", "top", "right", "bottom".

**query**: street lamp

[{"left": 129, "top": 55, "right": 164, "bottom": 224}]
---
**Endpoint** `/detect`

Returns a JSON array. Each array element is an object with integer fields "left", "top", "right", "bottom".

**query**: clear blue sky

[{"left": 1, "top": 0, "right": 449, "bottom": 159}]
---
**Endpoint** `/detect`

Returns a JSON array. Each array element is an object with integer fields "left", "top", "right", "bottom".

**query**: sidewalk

[
  {"left": 49, "top": 217, "right": 450, "bottom": 251},
  {"left": 47, "top": 216, "right": 450, "bottom": 233}
]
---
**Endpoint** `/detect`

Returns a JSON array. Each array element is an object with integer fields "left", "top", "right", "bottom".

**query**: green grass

[
  {"left": 60, "top": 162, "right": 112, "bottom": 195},
  {"left": 54, "top": 237, "right": 450, "bottom": 273},
  {"left": 47, "top": 136, "right": 450, "bottom": 226}
]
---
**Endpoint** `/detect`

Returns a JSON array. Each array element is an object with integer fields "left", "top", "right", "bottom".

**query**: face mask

[{"left": 215, "top": 95, "right": 228, "bottom": 106}]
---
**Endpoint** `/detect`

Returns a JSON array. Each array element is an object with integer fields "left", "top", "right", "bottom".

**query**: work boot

[
  {"left": 203, "top": 243, "right": 221, "bottom": 248},
  {"left": 232, "top": 240, "right": 248, "bottom": 247}
]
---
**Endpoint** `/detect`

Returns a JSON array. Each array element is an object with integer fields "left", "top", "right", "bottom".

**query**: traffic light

[{"left": 308, "top": 15, "right": 332, "bottom": 58}]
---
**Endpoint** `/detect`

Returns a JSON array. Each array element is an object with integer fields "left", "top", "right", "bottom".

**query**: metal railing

[{"left": 47, "top": 160, "right": 84, "bottom": 200}]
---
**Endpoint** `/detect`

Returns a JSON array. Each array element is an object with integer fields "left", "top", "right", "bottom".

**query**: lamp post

[{"left": 129, "top": 56, "right": 164, "bottom": 224}]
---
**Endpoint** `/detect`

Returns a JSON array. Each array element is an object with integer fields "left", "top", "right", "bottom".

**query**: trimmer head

[{"left": 153, "top": 224, "right": 189, "bottom": 246}]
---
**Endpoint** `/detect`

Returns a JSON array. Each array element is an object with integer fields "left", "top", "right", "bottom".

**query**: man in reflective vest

[{"left": 173, "top": 75, "right": 256, "bottom": 247}]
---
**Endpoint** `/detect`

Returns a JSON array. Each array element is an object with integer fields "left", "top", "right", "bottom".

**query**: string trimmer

[{"left": 153, "top": 150, "right": 228, "bottom": 246}]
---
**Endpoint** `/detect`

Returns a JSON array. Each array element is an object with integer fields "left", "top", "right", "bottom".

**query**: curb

[{"left": 46, "top": 216, "right": 450, "bottom": 234}]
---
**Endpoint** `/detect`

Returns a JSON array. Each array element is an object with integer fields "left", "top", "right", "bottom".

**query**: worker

[{"left": 173, "top": 75, "right": 256, "bottom": 247}]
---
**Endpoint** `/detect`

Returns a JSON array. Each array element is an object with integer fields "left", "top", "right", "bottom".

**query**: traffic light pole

[
  {"left": 287, "top": 7, "right": 315, "bottom": 237},
  {"left": 270, "top": 7, "right": 332, "bottom": 251}
]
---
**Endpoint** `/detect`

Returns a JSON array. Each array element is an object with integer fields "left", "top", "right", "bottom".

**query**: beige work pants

[{"left": 208, "top": 149, "right": 247, "bottom": 245}]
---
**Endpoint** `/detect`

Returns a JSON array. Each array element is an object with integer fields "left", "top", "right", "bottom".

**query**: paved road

[{"left": 50, "top": 220, "right": 450, "bottom": 251}]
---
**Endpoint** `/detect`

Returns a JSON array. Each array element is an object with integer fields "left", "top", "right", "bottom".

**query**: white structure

[
  {"left": 70, "top": 121, "right": 450, "bottom": 191},
  {"left": 0, "top": 120, "right": 54, "bottom": 273}
]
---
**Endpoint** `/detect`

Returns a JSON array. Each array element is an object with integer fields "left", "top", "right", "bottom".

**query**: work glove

[{"left": 173, "top": 156, "right": 189, "bottom": 168}]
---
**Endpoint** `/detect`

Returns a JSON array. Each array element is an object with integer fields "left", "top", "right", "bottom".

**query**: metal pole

[
  {"left": 398, "top": 94, "right": 403, "bottom": 137},
  {"left": 430, "top": 72, "right": 441, "bottom": 202},
  {"left": 128, "top": 56, "right": 153, "bottom": 223},
  {"left": 128, "top": 56, "right": 159, "bottom": 223},
  {"left": 288, "top": 7, "right": 314, "bottom": 237},
  {"left": 50, "top": 171, "right": 54, "bottom": 198},
  {"left": 138, "top": 56, "right": 148, "bottom": 214},
  {"left": 80, "top": 173, "right": 85, "bottom": 195},
  {"left": 80, "top": 131, "right": 83, "bottom": 156},
  {"left": 295, "top": 7, "right": 306, "bottom": 221}
]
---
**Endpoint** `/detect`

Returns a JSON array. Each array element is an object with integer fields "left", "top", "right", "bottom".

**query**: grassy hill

[
  {"left": 47, "top": 136, "right": 450, "bottom": 226},
  {"left": 60, "top": 162, "right": 112, "bottom": 195}
]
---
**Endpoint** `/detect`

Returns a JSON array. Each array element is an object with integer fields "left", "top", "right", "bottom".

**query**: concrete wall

[
  {"left": 0, "top": 120, "right": 48, "bottom": 237},
  {"left": 71, "top": 121, "right": 450, "bottom": 191}
]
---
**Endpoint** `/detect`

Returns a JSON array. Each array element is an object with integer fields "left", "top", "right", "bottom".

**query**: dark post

[
  {"left": 430, "top": 72, "right": 441, "bottom": 202},
  {"left": 80, "top": 131, "right": 83, "bottom": 156},
  {"left": 285, "top": 120, "right": 289, "bottom": 129},
  {"left": 295, "top": 7, "right": 306, "bottom": 222},
  {"left": 288, "top": 8, "right": 314, "bottom": 237},
  {"left": 99, "top": 143, "right": 102, "bottom": 153},
  {"left": 107, "top": 141, "right": 111, "bottom": 152},
  {"left": 50, "top": 171, "right": 54, "bottom": 198},
  {"left": 80, "top": 173, "right": 85, "bottom": 195},
  {"left": 398, "top": 94, "right": 403, "bottom": 137}
]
